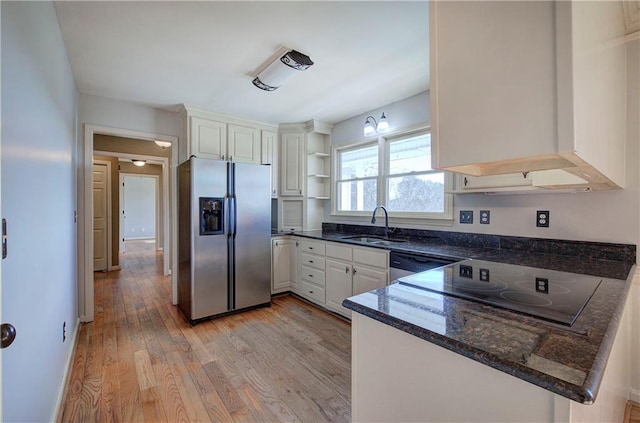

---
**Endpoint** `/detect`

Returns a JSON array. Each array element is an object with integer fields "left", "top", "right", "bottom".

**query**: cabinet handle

[
  {"left": 308, "top": 290, "right": 314, "bottom": 294},
  {"left": 275, "top": 241, "right": 279, "bottom": 246},
  {"left": 345, "top": 266, "right": 349, "bottom": 274},
  {"left": 296, "top": 242, "right": 299, "bottom": 246},
  {"left": 309, "top": 260, "right": 314, "bottom": 263},
  {"left": 299, "top": 190, "right": 302, "bottom": 195},
  {"left": 230, "top": 156, "right": 233, "bottom": 162},
  {"left": 308, "top": 274, "right": 313, "bottom": 278},
  {"left": 222, "top": 155, "right": 225, "bottom": 161},
  {"left": 352, "top": 268, "right": 357, "bottom": 275},
  {"left": 463, "top": 176, "right": 468, "bottom": 187},
  {"left": 309, "top": 247, "right": 313, "bottom": 250}
]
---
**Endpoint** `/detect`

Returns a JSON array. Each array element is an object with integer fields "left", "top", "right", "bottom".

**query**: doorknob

[{"left": 1, "top": 323, "right": 16, "bottom": 349}]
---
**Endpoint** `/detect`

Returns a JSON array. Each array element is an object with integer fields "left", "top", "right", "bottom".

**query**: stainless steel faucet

[{"left": 371, "top": 205, "right": 389, "bottom": 239}]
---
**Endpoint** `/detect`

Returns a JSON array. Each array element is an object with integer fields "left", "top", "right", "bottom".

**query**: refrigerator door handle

[{"left": 233, "top": 197, "right": 238, "bottom": 236}]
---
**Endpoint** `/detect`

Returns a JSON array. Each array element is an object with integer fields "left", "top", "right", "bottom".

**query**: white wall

[
  {"left": 1, "top": 2, "right": 79, "bottom": 421},
  {"left": 123, "top": 175, "right": 156, "bottom": 239},
  {"left": 78, "top": 93, "right": 182, "bottom": 140}
]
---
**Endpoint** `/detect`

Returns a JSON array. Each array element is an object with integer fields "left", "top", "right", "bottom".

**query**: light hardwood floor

[
  {"left": 626, "top": 401, "right": 640, "bottom": 423},
  {"left": 59, "top": 240, "right": 351, "bottom": 422}
]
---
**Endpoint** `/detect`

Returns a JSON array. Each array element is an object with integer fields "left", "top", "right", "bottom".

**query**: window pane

[
  {"left": 337, "top": 180, "right": 377, "bottom": 211},
  {"left": 387, "top": 173, "right": 444, "bottom": 213},
  {"left": 389, "top": 133, "right": 432, "bottom": 174},
  {"left": 340, "top": 145, "right": 378, "bottom": 179}
]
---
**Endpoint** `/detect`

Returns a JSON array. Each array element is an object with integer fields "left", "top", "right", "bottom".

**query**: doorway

[{"left": 81, "top": 125, "right": 178, "bottom": 322}]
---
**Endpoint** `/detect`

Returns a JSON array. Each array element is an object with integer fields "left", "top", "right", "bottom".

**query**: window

[
  {"left": 336, "top": 143, "right": 378, "bottom": 212},
  {"left": 334, "top": 128, "right": 452, "bottom": 221}
]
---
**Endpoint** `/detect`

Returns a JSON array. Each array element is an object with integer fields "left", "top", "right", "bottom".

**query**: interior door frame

[
  {"left": 81, "top": 124, "right": 178, "bottom": 322},
  {"left": 92, "top": 159, "right": 113, "bottom": 271},
  {"left": 120, "top": 173, "right": 161, "bottom": 250}
]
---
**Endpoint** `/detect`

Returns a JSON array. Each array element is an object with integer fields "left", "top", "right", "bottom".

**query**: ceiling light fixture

[
  {"left": 154, "top": 140, "right": 171, "bottom": 149},
  {"left": 252, "top": 49, "right": 314, "bottom": 92},
  {"left": 132, "top": 160, "right": 146, "bottom": 167},
  {"left": 363, "top": 113, "right": 389, "bottom": 136}
]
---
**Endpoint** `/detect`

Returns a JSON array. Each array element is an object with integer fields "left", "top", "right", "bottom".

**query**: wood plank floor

[
  {"left": 59, "top": 240, "right": 352, "bottom": 422},
  {"left": 626, "top": 401, "right": 640, "bottom": 423}
]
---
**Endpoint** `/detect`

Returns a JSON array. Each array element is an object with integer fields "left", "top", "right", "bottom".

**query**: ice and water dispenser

[{"left": 199, "top": 197, "right": 224, "bottom": 235}]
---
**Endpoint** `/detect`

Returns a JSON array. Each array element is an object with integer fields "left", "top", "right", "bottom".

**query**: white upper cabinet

[
  {"left": 280, "top": 131, "right": 305, "bottom": 196},
  {"left": 228, "top": 124, "right": 260, "bottom": 164},
  {"left": 180, "top": 105, "right": 277, "bottom": 165},
  {"left": 190, "top": 116, "right": 226, "bottom": 161},
  {"left": 430, "top": 1, "right": 627, "bottom": 190},
  {"left": 261, "top": 130, "right": 278, "bottom": 197}
]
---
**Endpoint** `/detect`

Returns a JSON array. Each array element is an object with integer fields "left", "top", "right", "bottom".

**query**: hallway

[{"left": 59, "top": 241, "right": 351, "bottom": 422}]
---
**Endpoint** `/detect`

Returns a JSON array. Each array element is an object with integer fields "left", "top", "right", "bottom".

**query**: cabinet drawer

[
  {"left": 300, "top": 265, "right": 325, "bottom": 287},
  {"left": 299, "top": 240, "right": 326, "bottom": 255},
  {"left": 353, "top": 247, "right": 388, "bottom": 269},
  {"left": 300, "top": 252, "right": 325, "bottom": 270},
  {"left": 326, "top": 242, "right": 353, "bottom": 261},
  {"left": 300, "top": 281, "right": 325, "bottom": 304}
]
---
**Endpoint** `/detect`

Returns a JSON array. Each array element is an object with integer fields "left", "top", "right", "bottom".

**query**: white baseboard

[
  {"left": 52, "top": 318, "right": 81, "bottom": 423},
  {"left": 630, "top": 388, "right": 640, "bottom": 403}
]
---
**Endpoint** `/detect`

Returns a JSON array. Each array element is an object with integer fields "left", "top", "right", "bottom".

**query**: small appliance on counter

[{"left": 178, "top": 157, "right": 271, "bottom": 323}]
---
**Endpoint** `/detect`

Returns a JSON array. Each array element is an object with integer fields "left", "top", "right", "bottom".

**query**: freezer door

[
  {"left": 191, "top": 158, "right": 230, "bottom": 319},
  {"left": 232, "top": 162, "right": 271, "bottom": 309}
]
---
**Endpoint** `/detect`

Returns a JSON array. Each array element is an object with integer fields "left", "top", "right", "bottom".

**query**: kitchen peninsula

[{"left": 280, "top": 224, "right": 635, "bottom": 422}]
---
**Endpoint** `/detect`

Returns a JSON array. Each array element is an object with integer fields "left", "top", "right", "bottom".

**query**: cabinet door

[
  {"left": 325, "top": 258, "right": 353, "bottom": 317},
  {"left": 431, "top": 1, "right": 557, "bottom": 169},
  {"left": 261, "top": 130, "right": 278, "bottom": 197},
  {"left": 280, "top": 132, "right": 304, "bottom": 196},
  {"left": 353, "top": 266, "right": 387, "bottom": 296},
  {"left": 191, "top": 116, "right": 227, "bottom": 160},
  {"left": 272, "top": 238, "right": 294, "bottom": 293},
  {"left": 228, "top": 124, "right": 260, "bottom": 164}
]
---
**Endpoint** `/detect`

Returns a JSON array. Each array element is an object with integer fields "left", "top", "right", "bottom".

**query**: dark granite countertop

[{"left": 273, "top": 225, "right": 636, "bottom": 404}]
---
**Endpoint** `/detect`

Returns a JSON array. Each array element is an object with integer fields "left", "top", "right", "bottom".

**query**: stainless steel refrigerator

[{"left": 178, "top": 157, "right": 271, "bottom": 323}]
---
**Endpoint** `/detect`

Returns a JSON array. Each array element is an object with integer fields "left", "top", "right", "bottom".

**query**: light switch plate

[{"left": 460, "top": 210, "right": 473, "bottom": 224}]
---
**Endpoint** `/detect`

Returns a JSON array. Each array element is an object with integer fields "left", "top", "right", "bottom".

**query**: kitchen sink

[{"left": 341, "top": 235, "right": 407, "bottom": 246}]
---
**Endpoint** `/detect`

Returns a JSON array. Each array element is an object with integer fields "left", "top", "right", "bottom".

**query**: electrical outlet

[
  {"left": 479, "top": 210, "right": 490, "bottom": 224},
  {"left": 460, "top": 210, "right": 473, "bottom": 224},
  {"left": 63, "top": 321, "right": 67, "bottom": 342},
  {"left": 536, "top": 210, "right": 550, "bottom": 227}
]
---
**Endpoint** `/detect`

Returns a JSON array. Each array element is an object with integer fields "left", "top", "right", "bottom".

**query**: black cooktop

[{"left": 397, "top": 259, "right": 602, "bottom": 326}]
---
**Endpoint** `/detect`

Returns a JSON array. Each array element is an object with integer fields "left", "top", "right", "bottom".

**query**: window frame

[{"left": 331, "top": 125, "right": 454, "bottom": 225}]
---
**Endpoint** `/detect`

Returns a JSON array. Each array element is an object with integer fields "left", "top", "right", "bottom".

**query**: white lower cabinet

[
  {"left": 296, "top": 239, "right": 326, "bottom": 305},
  {"left": 272, "top": 237, "right": 389, "bottom": 317},
  {"left": 325, "top": 242, "right": 388, "bottom": 318},
  {"left": 271, "top": 237, "right": 297, "bottom": 294},
  {"left": 325, "top": 258, "right": 354, "bottom": 316}
]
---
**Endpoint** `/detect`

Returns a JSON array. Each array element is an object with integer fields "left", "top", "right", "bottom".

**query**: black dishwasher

[{"left": 389, "top": 251, "right": 459, "bottom": 282}]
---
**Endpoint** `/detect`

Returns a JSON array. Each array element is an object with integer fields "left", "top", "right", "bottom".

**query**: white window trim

[{"left": 331, "top": 124, "right": 454, "bottom": 226}]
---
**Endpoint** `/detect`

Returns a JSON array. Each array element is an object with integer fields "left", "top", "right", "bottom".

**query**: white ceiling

[{"left": 54, "top": 1, "right": 429, "bottom": 125}]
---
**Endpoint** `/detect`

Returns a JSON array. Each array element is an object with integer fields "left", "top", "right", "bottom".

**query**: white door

[{"left": 93, "top": 163, "right": 108, "bottom": 271}]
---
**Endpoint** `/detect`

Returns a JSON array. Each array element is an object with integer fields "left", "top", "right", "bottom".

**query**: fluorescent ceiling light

[{"left": 252, "top": 49, "right": 314, "bottom": 92}]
